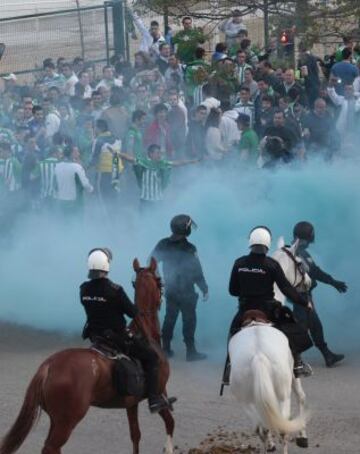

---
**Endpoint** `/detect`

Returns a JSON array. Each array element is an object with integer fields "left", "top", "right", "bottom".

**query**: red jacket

[{"left": 143, "top": 120, "right": 174, "bottom": 157}]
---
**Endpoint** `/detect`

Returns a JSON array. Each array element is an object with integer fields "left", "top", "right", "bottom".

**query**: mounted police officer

[
  {"left": 152, "top": 214, "right": 209, "bottom": 361},
  {"left": 292, "top": 221, "right": 347, "bottom": 367},
  {"left": 80, "top": 248, "right": 171, "bottom": 413},
  {"left": 223, "top": 226, "right": 313, "bottom": 386}
]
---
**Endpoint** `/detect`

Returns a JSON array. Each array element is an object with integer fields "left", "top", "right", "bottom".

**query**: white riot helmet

[
  {"left": 87, "top": 248, "right": 112, "bottom": 277},
  {"left": 249, "top": 226, "right": 272, "bottom": 253}
]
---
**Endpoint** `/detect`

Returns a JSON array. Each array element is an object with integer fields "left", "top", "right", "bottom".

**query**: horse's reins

[{"left": 281, "top": 246, "right": 306, "bottom": 289}]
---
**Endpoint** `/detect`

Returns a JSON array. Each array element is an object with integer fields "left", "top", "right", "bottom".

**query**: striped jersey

[
  {"left": 134, "top": 158, "right": 171, "bottom": 202},
  {"left": 140, "top": 168, "right": 163, "bottom": 201},
  {"left": 0, "top": 157, "right": 21, "bottom": 192},
  {"left": 39, "top": 157, "right": 58, "bottom": 198}
]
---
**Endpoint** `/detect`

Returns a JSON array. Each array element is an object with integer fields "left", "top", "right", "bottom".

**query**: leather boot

[
  {"left": 146, "top": 364, "right": 176, "bottom": 413},
  {"left": 186, "top": 343, "right": 207, "bottom": 361},
  {"left": 319, "top": 345, "right": 344, "bottom": 367}
]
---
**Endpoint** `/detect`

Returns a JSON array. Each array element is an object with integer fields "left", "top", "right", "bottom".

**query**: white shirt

[
  {"left": 327, "top": 86, "right": 360, "bottom": 134},
  {"left": 220, "top": 111, "right": 241, "bottom": 149},
  {"left": 205, "top": 127, "right": 226, "bottom": 160},
  {"left": 234, "top": 101, "right": 255, "bottom": 127},
  {"left": 55, "top": 161, "right": 93, "bottom": 201},
  {"left": 45, "top": 111, "right": 61, "bottom": 138},
  {"left": 219, "top": 18, "right": 247, "bottom": 39},
  {"left": 131, "top": 11, "right": 165, "bottom": 57},
  {"left": 64, "top": 73, "right": 79, "bottom": 96},
  {"left": 96, "top": 77, "right": 123, "bottom": 91}
]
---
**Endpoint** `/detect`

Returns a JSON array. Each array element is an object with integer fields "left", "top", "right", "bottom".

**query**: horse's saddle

[
  {"left": 90, "top": 337, "right": 145, "bottom": 398},
  {"left": 241, "top": 310, "right": 271, "bottom": 328}
]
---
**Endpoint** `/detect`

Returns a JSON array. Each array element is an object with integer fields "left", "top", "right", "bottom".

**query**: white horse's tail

[{"left": 252, "top": 353, "right": 305, "bottom": 434}]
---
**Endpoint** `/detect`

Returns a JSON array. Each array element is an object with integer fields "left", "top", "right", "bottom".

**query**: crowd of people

[{"left": 1, "top": 9, "right": 360, "bottom": 223}]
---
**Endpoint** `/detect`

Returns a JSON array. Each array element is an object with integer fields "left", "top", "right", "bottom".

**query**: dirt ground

[{"left": 1, "top": 323, "right": 360, "bottom": 454}]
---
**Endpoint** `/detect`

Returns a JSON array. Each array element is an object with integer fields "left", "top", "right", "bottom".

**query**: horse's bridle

[{"left": 281, "top": 246, "right": 307, "bottom": 289}]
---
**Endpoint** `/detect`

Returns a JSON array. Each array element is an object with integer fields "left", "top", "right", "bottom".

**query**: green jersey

[
  {"left": 238, "top": 128, "right": 259, "bottom": 162},
  {"left": 38, "top": 157, "right": 58, "bottom": 198},
  {"left": 0, "top": 156, "right": 22, "bottom": 192},
  {"left": 133, "top": 157, "right": 171, "bottom": 201},
  {"left": 75, "top": 129, "right": 93, "bottom": 166},
  {"left": 124, "top": 126, "right": 144, "bottom": 159},
  {"left": 184, "top": 59, "right": 211, "bottom": 96}
]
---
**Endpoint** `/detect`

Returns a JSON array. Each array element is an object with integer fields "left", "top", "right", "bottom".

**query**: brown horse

[{"left": 0, "top": 258, "right": 175, "bottom": 454}]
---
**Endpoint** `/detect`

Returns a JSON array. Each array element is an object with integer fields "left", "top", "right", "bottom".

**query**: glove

[
  {"left": 202, "top": 292, "right": 209, "bottom": 302},
  {"left": 332, "top": 280, "right": 347, "bottom": 293}
]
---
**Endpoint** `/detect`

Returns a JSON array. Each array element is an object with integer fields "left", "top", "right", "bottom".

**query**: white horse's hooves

[
  {"left": 296, "top": 437, "right": 309, "bottom": 448},
  {"left": 163, "top": 435, "right": 174, "bottom": 454},
  {"left": 163, "top": 448, "right": 173, "bottom": 454}
]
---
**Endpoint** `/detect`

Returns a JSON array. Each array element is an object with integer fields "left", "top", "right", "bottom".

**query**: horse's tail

[
  {"left": 252, "top": 353, "right": 305, "bottom": 434},
  {"left": 0, "top": 363, "right": 48, "bottom": 454}
]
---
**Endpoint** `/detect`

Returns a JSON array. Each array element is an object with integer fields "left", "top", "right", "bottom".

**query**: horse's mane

[{"left": 277, "top": 236, "right": 286, "bottom": 249}]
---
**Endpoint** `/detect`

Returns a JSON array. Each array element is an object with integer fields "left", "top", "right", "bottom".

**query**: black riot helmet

[
  {"left": 293, "top": 221, "right": 315, "bottom": 243},
  {"left": 170, "top": 214, "right": 197, "bottom": 238}
]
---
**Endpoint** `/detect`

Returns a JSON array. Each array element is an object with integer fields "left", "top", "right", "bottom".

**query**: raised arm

[{"left": 169, "top": 159, "right": 199, "bottom": 167}]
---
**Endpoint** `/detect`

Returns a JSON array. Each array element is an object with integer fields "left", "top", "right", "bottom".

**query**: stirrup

[
  {"left": 294, "top": 361, "right": 313, "bottom": 378},
  {"left": 149, "top": 395, "right": 177, "bottom": 414}
]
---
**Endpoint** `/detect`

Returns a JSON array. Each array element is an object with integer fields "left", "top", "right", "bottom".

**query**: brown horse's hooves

[{"left": 296, "top": 437, "right": 309, "bottom": 448}]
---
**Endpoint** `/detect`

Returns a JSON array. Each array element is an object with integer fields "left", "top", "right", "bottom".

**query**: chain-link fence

[{"left": 0, "top": 4, "right": 114, "bottom": 77}]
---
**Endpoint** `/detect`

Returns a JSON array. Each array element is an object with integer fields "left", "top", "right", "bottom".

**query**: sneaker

[{"left": 294, "top": 360, "right": 313, "bottom": 378}]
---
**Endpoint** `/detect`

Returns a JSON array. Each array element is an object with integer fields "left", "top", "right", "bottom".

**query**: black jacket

[
  {"left": 264, "top": 125, "right": 298, "bottom": 153},
  {"left": 152, "top": 236, "right": 208, "bottom": 296},
  {"left": 229, "top": 253, "right": 307, "bottom": 307},
  {"left": 296, "top": 247, "right": 336, "bottom": 291},
  {"left": 80, "top": 277, "right": 138, "bottom": 335}
]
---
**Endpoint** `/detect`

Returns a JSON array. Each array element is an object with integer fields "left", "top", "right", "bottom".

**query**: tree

[{"left": 132, "top": 0, "right": 360, "bottom": 43}]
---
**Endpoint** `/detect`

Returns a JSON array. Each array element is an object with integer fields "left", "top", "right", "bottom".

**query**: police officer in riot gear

[
  {"left": 80, "top": 248, "right": 172, "bottom": 413},
  {"left": 292, "top": 221, "right": 347, "bottom": 367},
  {"left": 225, "top": 226, "right": 313, "bottom": 383},
  {"left": 152, "top": 215, "right": 209, "bottom": 361}
]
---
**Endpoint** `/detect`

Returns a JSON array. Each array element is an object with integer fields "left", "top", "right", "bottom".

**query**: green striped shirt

[{"left": 39, "top": 157, "right": 58, "bottom": 198}]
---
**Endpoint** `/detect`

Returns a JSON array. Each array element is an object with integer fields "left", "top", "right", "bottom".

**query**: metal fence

[
  {"left": 0, "top": 0, "right": 266, "bottom": 79},
  {"left": 0, "top": 3, "right": 117, "bottom": 77}
]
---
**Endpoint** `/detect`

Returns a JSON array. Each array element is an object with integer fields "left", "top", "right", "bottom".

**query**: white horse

[
  {"left": 229, "top": 238, "right": 311, "bottom": 453},
  {"left": 273, "top": 237, "right": 312, "bottom": 304}
]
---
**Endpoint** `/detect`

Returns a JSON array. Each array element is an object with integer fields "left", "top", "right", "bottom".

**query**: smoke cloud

[{"left": 1, "top": 155, "right": 359, "bottom": 354}]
